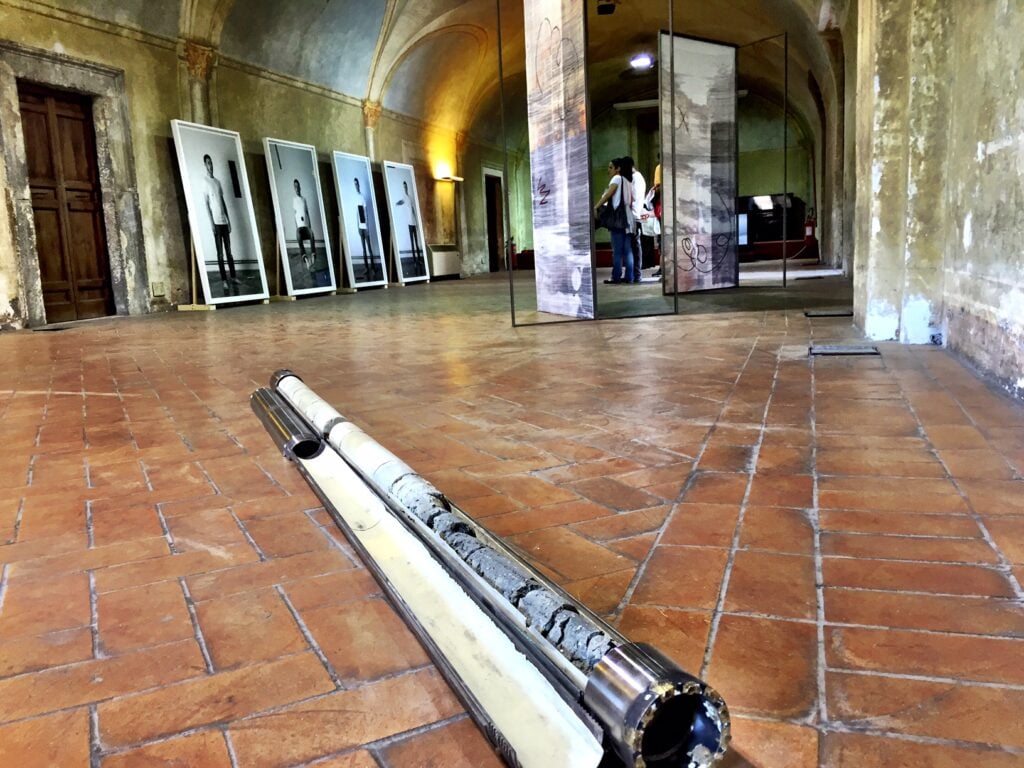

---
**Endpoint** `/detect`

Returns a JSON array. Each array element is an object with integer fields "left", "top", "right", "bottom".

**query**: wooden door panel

[
  {"left": 30, "top": 187, "right": 59, "bottom": 208},
  {"left": 21, "top": 108, "right": 54, "bottom": 182},
  {"left": 33, "top": 208, "right": 68, "bottom": 283},
  {"left": 67, "top": 209, "right": 105, "bottom": 281},
  {"left": 57, "top": 113, "right": 93, "bottom": 184}
]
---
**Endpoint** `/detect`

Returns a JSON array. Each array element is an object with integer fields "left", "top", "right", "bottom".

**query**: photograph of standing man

[
  {"left": 353, "top": 177, "right": 377, "bottom": 281},
  {"left": 292, "top": 179, "right": 314, "bottom": 269},
  {"left": 202, "top": 153, "right": 240, "bottom": 290},
  {"left": 263, "top": 137, "right": 336, "bottom": 296},
  {"left": 396, "top": 180, "right": 426, "bottom": 277},
  {"left": 172, "top": 120, "right": 269, "bottom": 304}
]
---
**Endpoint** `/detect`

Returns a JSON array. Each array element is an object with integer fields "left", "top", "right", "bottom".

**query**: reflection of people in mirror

[
  {"left": 395, "top": 180, "right": 425, "bottom": 276},
  {"left": 202, "top": 154, "right": 239, "bottom": 287},
  {"left": 292, "top": 179, "right": 316, "bottom": 271},
  {"left": 353, "top": 178, "right": 376, "bottom": 280}
]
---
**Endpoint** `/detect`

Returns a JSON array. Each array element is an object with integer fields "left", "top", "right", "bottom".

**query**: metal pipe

[
  {"left": 249, "top": 388, "right": 324, "bottom": 461},
  {"left": 263, "top": 370, "right": 730, "bottom": 768}
]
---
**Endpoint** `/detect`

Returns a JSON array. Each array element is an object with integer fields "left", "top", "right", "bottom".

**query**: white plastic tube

[{"left": 298, "top": 447, "right": 605, "bottom": 768}]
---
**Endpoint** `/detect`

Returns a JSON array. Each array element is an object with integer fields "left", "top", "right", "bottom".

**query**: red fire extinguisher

[
  {"left": 804, "top": 209, "right": 817, "bottom": 242},
  {"left": 804, "top": 209, "right": 819, "bottom": 260}
]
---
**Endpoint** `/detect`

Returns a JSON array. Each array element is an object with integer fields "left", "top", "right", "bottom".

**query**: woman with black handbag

[{"left": 593, "top": 157, "right": 635, "bottom": 284}]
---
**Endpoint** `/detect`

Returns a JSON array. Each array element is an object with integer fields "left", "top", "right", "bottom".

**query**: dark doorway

[
  {"left": 19, "top": 82, "right": 113, "bottom": 323},
  {"left": 485, "top": 173, "right": 504, "bottom": 272}
]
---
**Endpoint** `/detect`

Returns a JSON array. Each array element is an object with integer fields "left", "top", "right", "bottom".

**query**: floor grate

[
  {"left": 809, "top": 343, "right": 879, "bottom": 356},
  {"left": 804, "top": 309, "right": 854, "bottom": 318}
]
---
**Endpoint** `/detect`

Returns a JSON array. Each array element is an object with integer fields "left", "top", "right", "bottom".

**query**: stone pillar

[
  {"left": 900, "top": 1, "right": 951, "bottom": 343},
  {"left": 362, "top": 100, "right": 381, "bottom": 162},
  {"left": 183, "top": 40, "right": 217, "bottom": 126},
  {"left": 853, "top": 0, "right": 952, "bottom": 343}
]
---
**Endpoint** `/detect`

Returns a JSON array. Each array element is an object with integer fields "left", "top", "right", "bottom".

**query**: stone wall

[
  {"left": 853, "top": 0, "right": 1023, "bottom": 397},
  {"left": 942, "top": 0, "right": 1024, "bottom": 398}
]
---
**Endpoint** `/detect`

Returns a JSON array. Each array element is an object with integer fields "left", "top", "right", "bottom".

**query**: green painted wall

[{"left": 738, "top": 94, "right": 813, "bottom": 205}]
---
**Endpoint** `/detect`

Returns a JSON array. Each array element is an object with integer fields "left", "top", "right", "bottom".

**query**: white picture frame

[
  {"left": 331, "top": 151, "right": 388, "bottom": 288},
  {"left": 263, "top": 138, "right": 337, "bottom": 296},
  {"left": 170, "top": 120, "right": 269, "bottom": 305},
  {"left": 382, "top": 161, "right": 430, "bottom": 284}
]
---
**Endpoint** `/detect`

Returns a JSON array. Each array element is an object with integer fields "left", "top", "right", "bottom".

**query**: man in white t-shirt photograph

[
  {"left": 202, "top": 154, "right": 239, "bottom": 287},
  {"left": 292, "top": 179, "right": 316, "bottom": 272},
  {"left": 395, "top": 179, "right": 425, "bottom": 277},
  {"left": 353, "top": 177, "right": 376, "bottom": 280}
]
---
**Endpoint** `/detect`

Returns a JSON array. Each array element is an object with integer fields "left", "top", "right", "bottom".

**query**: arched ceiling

[
  {"left": 220, "top": 0, "right": 388, "bottom": 97},
  {"left": 50, "top": 0, "right": 844, "bottom": 148}
]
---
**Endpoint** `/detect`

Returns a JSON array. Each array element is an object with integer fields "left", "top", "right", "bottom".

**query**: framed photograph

[
  {"left": 170, "top": 120, "right": 269, "bottom": 304},
  {"left": 382, "top": 161, "right": 430, "bottom": 284},
  {"left": 264, "top": 138, "right": 337, "bottom": 295},
  {"left": 331, "top": 151, "right": 387, "bottom": 288}
]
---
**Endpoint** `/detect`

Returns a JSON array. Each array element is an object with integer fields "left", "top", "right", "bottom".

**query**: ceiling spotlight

[
  {"left": 596, "top": 1, "right": 616, "bottom": 15},
  {"left": 630, "top": 53, "right": 653, "bottom": 70}
]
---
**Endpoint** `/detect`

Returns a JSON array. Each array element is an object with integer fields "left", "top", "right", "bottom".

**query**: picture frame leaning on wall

[
  {"left": 170, "top": 120, "right": 269, "bottom": 305},
  {"left": 264, "top": 138, "right": 337, "bottom": 296},
  {"left": 382, "top": 161, "right": 431, "bottom": 285},
  {"left": 332, "top": 151, "right": 388, "bottom": 288}
]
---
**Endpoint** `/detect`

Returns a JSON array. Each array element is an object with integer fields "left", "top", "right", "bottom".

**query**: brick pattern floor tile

[{"left": 1, "top": 277, "right": 1023, "bottom": 765}]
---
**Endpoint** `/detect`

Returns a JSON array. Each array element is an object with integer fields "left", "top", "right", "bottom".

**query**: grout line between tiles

[
  {"left": 222, "top": 727, "right": 241, "bottom": 768},
  {"left": 179, "top": 577, "right": 215, "bottom": 674},
  {"left": 89, "top": 704, "right": 102, "bottom": 768},
  {"left": 85, "top": 499, "right": 95, "bottom": 550},
  {"left": 10, "top": 498, "right": 25, "bottom": 543},
  {"left": 230, "top": 510, "right": 267, "bottom": 562},
  {"left": 89, "top": 570, "right": 103, "bottom": 659},
  {"left": 700, "top": 340, "right": 781, "bottom": 680},
  {"left": 828, "top": 665, "right": 1024, "bottom": 691},
  {"left": 275, "top": 584, "right": 344, "bottom": 690},
  {"left": 0, "top": 564, "right": 9, "bottom": 615},
  {"left": 154, "top": 504, "right": 179, "bottom": 555},
  {"left": 816, "top": 723, "right": 1024, "bottom": 755},
  {"left": 810, "top": 352, "right": 828, "bottom": 730}
]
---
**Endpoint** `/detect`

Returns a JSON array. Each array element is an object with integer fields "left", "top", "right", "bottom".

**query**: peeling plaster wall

[
  {"left": 0, "top": 119, "right": 18, "bottom": 326},
  {"left": 0, "top": 2, "right": 188, "bottom": 313},
  {"left": 853, "top": 0, "right": 1023, "bottom": 397},
  {"left": 942, "top": 0, "right": 1024, "bottom": 398}
]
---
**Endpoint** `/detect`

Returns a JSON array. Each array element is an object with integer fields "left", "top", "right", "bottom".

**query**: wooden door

[{"left": 19, "top": 83, "right": 113, "bottom": 323}]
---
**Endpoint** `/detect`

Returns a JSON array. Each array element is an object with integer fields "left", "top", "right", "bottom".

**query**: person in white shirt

[
  {"left": 593, "top": 157, "right": 635, "bottom": 284},
  {"left": 292, "top": 179, "right": 315, "bottom": 271},
  {"left": 201, "top": 154, "right": 239, "bottom": 286},
  {"left": 623, "top": 156, "right": 645, "bottom": 283},
  {"left": 353, "top": 178, "right": 376, "bottom": 280}
]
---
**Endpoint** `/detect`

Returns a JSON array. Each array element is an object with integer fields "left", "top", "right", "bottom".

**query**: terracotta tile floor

[{"left": 2, "top": 275, "right": 1023, "bottom": 767}]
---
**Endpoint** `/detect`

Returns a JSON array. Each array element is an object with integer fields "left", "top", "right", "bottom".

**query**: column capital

[
  {"left": 362, "top": 100, "right": 382, "bottom": 129},
  {"left": 183, "top": 40, "right": 218, "bottom": 81}
]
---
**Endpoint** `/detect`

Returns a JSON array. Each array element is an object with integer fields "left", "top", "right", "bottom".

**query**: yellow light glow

[{"left": 433, "top": 160, "right": 454, "bottom": 180}]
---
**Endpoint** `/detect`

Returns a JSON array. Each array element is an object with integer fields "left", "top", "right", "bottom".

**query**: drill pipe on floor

[{"left": 251, "top": 371, "right": 730, "bottom": 768}]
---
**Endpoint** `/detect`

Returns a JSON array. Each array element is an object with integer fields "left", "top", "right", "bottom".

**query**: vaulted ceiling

[{"left": 55, "top": 0, "right": 848, "bottom": 146}]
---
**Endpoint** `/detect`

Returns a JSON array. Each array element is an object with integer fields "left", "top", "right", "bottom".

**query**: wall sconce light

[
  {"left": 629, "top": 53, "right": 653, "bottom": 71},
  {"left": 436, "top": 174, "right": 465, "bottom": 183}
]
